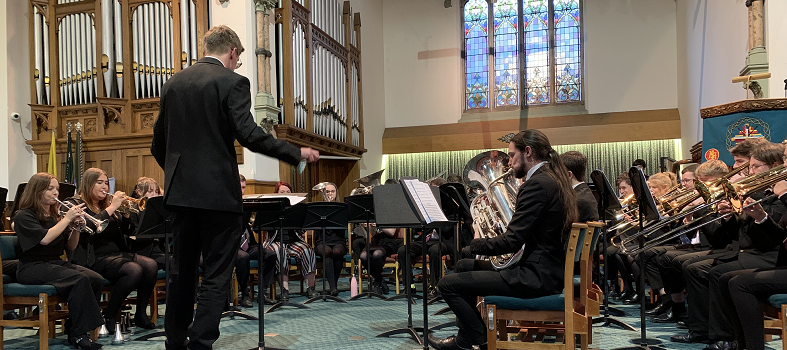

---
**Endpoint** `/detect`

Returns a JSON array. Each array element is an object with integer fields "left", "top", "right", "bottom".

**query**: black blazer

[
  {"left": 574, "top": 183, "right": 599, "bottom": 223},
  {"left": 469, "top": 166, "right": 570, "bottom": 296},
  {"left": 716, "top": 194, "right": 786, "bottom": 268},
  {"left": 152, "top": 57, "right": 301, "bottom": 213}
]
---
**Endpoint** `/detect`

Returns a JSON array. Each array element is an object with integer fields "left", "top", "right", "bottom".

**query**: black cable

[{"left": 17, "top": 120, "right": 30, "bottom": 141}]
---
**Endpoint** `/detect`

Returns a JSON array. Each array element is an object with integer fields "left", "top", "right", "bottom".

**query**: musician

[
  {"left": 680, "top": 164, "right": 698, "bottom": 189},
  {"left": 429, "top": 129, "right": 578, "bottom": 350},
  {"left": 67, "top": 168, "right": 159, "bottom": 330},
  {"left": 266, "top": 181, "right": 317, "bottom": 301},
  {"left": 672, "top": 142, "right": 786, "bottom": 347},
  {"left": 606, "top": 172, "right": 637, "bottom": 301},
  {"left": 128, "top": 177, "right": 168, "bottom": 269},
  {"left": 13, "top": 173, "right": 105, "bottom": 350},
  {"left": 234, "top": 174, "right": 277, "bottom": 307},
  {"left": 357, "top": 225, "right": 403, "bottom": 294},
  {"left": 313, "top": 182, "right": 347, "bottom": 297},
  {"left": 725, "top": 144, "right": 787, "bottom": 350},
  {"left": 397, "top": 225, "right": 453, "bottom": 299},
  {"left": 728, "top": 138, "right": 770, "bottom": 182},
  {"left": 560, "top": 151, "right": 599, "bottom": 222},
  {"left": 151, "top": 25, "right": 318, "bottom": 350},
  {"left": 650, "top": 160, "right": 730, "bottom": 322}
]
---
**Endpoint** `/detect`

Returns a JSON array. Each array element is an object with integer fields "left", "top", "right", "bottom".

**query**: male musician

[
  {"left": 151, "top": 25, "right": 319, "bottom": 350},
  {"left": 672, "top": 143, "right": 786, "bottom": 348},
  {"left": 428, "top": 129, "right": 578, "bottom": 350},
  {"left": 560, "top": 151, "right": 598, "bottom": 222},
  {"left": 680, "top": 164, "right": 698, "bottom": 189}
]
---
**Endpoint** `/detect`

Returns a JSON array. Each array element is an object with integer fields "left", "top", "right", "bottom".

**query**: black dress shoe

[
  {"left": 670, "top": 331, "right": 709, "bottom": 343},
  {"left": 239, "top": 296, "right": 253, "bottom": 308},
  {"left": 653, "top": 310, "right": 680, "bottom": 323},
  {"left": 703, "top": 340, "right": 738, "bottom": 350},
  {"left": 280, "top": 289, "right": 290, "bottom": 302},
  {"left": 380, "top": 282, "right": 390, "bottom": 295},
  {"left": 622, "top": 293, "right": 640, "bottom": 304},
  {"left": 329, "top": 288, "right": 340, "bottom": 297},
  {"left": 69, "top": 333, "right": 103, "bottom": 349},
  {"left": 134, "top": 314, "right": 157, "bottom": 329},
  {"left": 646, "top": 300, "right": 672, "bottom": 316},
  {"left": 427, "top": 334, "right": 474, "bottom": 350},
  {"left": 676, "top": 321, "right": 688, "bottom": 329}
]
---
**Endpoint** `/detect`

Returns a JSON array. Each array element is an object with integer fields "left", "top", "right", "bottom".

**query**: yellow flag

[{"left": 47, "top": 131, "right": 57, "bottom": 178}]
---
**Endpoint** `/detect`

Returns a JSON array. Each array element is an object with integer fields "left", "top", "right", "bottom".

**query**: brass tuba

[
  {"left": 350, "top": 169, "right": 385, "bottom": 195},
  {"left": 463, "top": 151, "right": 522, "bottom": 270}
]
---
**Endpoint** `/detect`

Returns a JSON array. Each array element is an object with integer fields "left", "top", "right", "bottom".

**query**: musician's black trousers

[
  {"left": 437, "top": 259, "right": 543, "bottom": 345},
  {"left": 165, "top": 209, "right": 242, "bottom": 350},
  {"left": 728, "top": 267, "right": 787, "bottom": 350}
]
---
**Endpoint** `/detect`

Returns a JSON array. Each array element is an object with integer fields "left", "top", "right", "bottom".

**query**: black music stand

[
  {"left": 589, "top": 170, "right": 636, "bottom": 331},
  {"left": 302, "top": 202, "right": 348, "bottom": 304},
  {"left": 254, "top": 200, "right": 310, "bottom": 314},
  {"left": 374, "top": 181, "right": 450, "bottom": 348},
  {"left": 345, "top": 194, "right": 386, "bottom": 301},
  {"left": 220, "top": 210, "right": 259, "bottom": 321},
  {"left": 132, "top": 196, "right": 172, "bottom": 341},
  {"left": 619, "top": 167, "right": 666, "bottom": 350}
]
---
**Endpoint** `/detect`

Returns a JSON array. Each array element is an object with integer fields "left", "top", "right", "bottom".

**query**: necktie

[{"left": 241, "top": 230, "right": 249, "bottom": 251}]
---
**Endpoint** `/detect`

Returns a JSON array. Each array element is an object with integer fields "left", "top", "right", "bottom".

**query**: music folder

[
  {"left": 134, "top": 196, "right": 169, "bottom": 239},
  {"left": 373, "top": 178, "right": 451, "bottom": 229}
]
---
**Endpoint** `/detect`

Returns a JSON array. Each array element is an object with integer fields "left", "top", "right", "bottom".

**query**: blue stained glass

[
  {"left": 465, "top": 0, "right": 489, "bottom": 109},
  {"left": 494, "top": 0, "right": 518, "bottom": 107},
  {"left": 553, "top": 0, "right": 581, "bottom": 102},
  {"left": 523, "top": 0, "right": 550, "bottom": 105}
]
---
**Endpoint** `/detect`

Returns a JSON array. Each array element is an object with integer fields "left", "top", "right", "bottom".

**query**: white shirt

[
  {"left": 204, "top": 56, "right": 225, "bottom": 68},
  {"left": 572, "top": 182, "right": 584, "bottom": 189},
  {"left": 526, "top": 161, "right": 547, "bottom": 181}
]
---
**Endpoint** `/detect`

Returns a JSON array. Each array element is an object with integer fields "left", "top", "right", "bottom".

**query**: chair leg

[
  {"left": 150, "top": 284, "right": 158, "bottom": 325},
  {"left": 395, "top": 261, "right": 400, "bottom": 295},
  {"left": 486, "top": 305, "right": 497, "bottom": 350},
  {"left": 39, "top": 294, "right": 49, "bottom": 350},
  {"left": 782, "top": 304, "right": 787, "bottom": 350}
]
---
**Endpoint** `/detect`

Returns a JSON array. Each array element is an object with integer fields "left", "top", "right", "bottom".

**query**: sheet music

[
  {"left": 243, "top": 193, "right": 307, "bottom": 205},
  {"left": 401, "top": 179, "right": 448, "bottom": 224}
]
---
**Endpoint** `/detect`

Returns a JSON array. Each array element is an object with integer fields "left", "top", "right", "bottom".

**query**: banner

[
  {"left": 65, "top": 125, "right": 73, "bottom": 183},
  {"left": 702, "top": 109, "right": 787, "bottom": 165},
  {"left": 47, "top": 131, "right": 57, "bottom": 178}
]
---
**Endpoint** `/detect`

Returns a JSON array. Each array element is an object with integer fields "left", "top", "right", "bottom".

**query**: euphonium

[
  {"left": 350, "top": 169, "right": 384, "bottom": 196},
  {"left": 464, "top": 151, "right": 522, "bottom": 270}
]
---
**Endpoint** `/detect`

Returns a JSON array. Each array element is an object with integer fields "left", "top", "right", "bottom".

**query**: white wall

[
  {"left": 3, "top": 2, "right": 36, "bottom": 198},
  {"left": 381, "top": 0, "right": 679, "bottom": 129},
  {"left": 676, "top": 0, "right": 748, "bottom": 158},
  {"left": 766, "top": 0, "right": 787, "bottom": 98}
]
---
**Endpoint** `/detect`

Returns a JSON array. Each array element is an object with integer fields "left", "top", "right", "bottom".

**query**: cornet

[
  {"left": 55, "top": 198, "right": 109, "bottom": 234},
  {"left": 102, "top": 191, "right": 147, "bottom": 214}
]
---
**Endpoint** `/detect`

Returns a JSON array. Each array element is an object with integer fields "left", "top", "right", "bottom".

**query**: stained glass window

[
  {"left": 464, "top": 0, "right": 489, "bottom": 109},
  {"left": 462, "top": 0, "right": 582, "bottom": 110},
  {"left": 493, "top": 0, "right": 518, "bottom": 107}
]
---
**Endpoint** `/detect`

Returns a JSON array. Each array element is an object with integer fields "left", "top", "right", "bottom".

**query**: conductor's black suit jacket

[
  {"left": 151, "top": 57, "right": 301, "bottom": 213},
  {"left": 468, "top": 166, "right": 569, "bottom": 296}
]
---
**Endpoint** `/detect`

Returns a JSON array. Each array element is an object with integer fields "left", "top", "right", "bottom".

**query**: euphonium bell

[
  {"left": 111, "top": 322, "right": 124, "bottom": 344},
  {"left": 97, "top": 322, "right": 110, "bottom": 338}
]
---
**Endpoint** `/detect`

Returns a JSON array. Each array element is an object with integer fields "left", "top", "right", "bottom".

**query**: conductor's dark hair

[{"left": 510, "top": 129, "right": 578, "bottom": 236}]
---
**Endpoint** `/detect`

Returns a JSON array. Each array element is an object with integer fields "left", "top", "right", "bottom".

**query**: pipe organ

[
  {"left": 27, "top": 0, "right": 208, "bottom": 194},
  {"left": 276, "top": 0, "right": 364, "bottom": 148}
]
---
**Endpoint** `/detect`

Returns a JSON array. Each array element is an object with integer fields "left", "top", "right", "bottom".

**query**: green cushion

[
  {"left": 0, "top": 236, "right": 17, "bottom": 261},
  {"left": 485, "top": 294, "right": 565, "bottom": 311},
  {"left": 157, "top": 270, "right": 167, "bottom": 280},
  {"left": 768, "top": 294, "right": 787, "bottom": 308},
  {"left": 3, "top": 283, "right": 58, "bottom": 297},
  {"left": 249, "top": 260, "right": 258, "bottom": 269},
  {"left": 573, "top": 276, "right": 580, "bottom": 286},
  {"left": 3, "top": 274, "right": 10, "bottom": 284}
]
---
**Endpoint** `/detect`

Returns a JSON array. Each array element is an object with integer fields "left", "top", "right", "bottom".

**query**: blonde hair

[
  {"left": 134, "top": 177, "right": 161, "bottom": 199},
  {"left": 648, "top": 172, "right": 677, "bottom": 190},
  {"left": 695, "top": 160, "right": 729, "bottom": 178},
  {"left": 204, "top": 25, "right": 244, "bottom": 56}
]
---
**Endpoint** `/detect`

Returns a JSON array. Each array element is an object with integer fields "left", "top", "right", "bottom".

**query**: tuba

[
  {"left": 350, "top": 169, "right": 385, "bottom": 195},
  {"left": 463, "top": 151, "right": 523, "bottom": 270}
]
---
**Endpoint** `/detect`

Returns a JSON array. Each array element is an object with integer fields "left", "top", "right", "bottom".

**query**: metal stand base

[
  {"left": 429, "top": 321, "right": 455, "bottom": 331},
  {"left": 302, "top": 294, "right": 347, "bottom": 304},
  {"left": 220, "top": 307, "right": 258, "bottom": 321},
  {"left": 264, "top": 301, "right": 309, "bottom": 314},
  {"left": 432, "top": 306, "right": 452, "bottom": 316},
  {"left": 376, "top": 327, "right": 423, "bottom": 345},
  {"left": 349, "top": 291, "right": 386, "bottom": 301},
  {"left": 385, "top": 293, "right": 422, "bottom": 305},
  {"left": 592, "top": 316, "right": 637, "bottom": 331},
  {"left": 601, "top": 305, "right": 628, "bottom": 317}
]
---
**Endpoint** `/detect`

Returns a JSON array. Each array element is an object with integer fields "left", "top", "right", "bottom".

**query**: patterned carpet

[{"left": 1, "top": 279, "right": 784, "bottom": 349}]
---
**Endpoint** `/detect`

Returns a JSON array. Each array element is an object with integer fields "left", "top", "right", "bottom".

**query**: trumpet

[
  {"left": 102, "top": 191, "right": 147, "bottom": 214},
  {"left": 56, "top": 198, "right": 109, "bottom": 234}
]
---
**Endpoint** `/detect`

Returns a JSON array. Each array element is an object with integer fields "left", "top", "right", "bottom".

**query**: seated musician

[
  {"left": 67, "top": 168, "right": 158, "bottom": 330},
  {"left": 356, "top": 224, "right": 403, "bottom": 294},
  {"left": 313, "top": 182, "right": 348, "bottom": 297},
  {"left": 560, "top": 151, "right": 599, "bottom": 222},
  {"left": 650, "top": 160, "right": 730, "bottom": 322},
  {"left": 726, "top": 143, "right": 787, "bottom": 350},
  {"left": 429, "top": 129, "right": 578, "bottom": 350},
  {"left": 680, "top": 164, "right": 699, "bottom": 189},
  {"left": 606, "top": 172, "right": 639, "bottom": 302},
  {"left": 266, "top": 181, "right": 317, "bottom": 300},
  {"left": 234, "top": 175, "right": 277, "bottom": 307},
  {"left": 672, "top": 142, "right": 786, "bottom": 346},
  {"left": 14, "top": 173, "right": 105, "bottom": 349},
  {"left": 128, "top": 177, "right": 168, "bottom": 269}
]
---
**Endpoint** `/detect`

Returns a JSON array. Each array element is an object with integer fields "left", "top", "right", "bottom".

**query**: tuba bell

[
  {"left": 350, "top": 169, "right": 385, "bottom": 195},
  {"left": 463, "top": 151, "right": 523, "bottom": 270}
]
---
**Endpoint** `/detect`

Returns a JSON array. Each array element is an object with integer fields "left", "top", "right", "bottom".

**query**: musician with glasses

[
  {"left": 129, "top": 177, "right": 168, "bottom": 269},
  {"left": 313, "top": 182, "right": 349, "bottom": 297},
  {"left": 605, "top": 172, "right": 637, "bottom": 301},
  {"left": 13, "top": 173, "right": 105, "bottom": 350},
  {"left": 672, "top": 142, "right": 786, "bottom": 348},
  {"left": 428, "top": 129, "right": 578, "bottom": 350},
  {"left": 67, "top": 168, "right": 159, "bottom": 330},
  {"left": 680, "top": 164, "right": 699, "bottom": 189}
]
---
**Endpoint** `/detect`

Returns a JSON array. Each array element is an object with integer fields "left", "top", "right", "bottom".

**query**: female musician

[
  {"left": 14, "top": 173, "right": 105, "bottom": 349},
  {"left": 266, "top": 181, "right": 317, "bottom": 300},
  {"left": 313, "top": 182, "right": 348, "bottom": 296},
  {"left": 358, "top": 225, "right": 403, "bottom": 294},
  {"left": 606, "top": 172, "right": 638, "bottom": 302},
  {"left": 67, "top": 168, "right": 158, "bottom": 330},
  {"left": 129, "top": 177, "right": 167, "bottom": 269}
]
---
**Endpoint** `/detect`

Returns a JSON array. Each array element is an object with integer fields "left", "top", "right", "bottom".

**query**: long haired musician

[
  {"left": 66, "top": 168, "right": 159, "bottom": 330},
  {"left": 13, "top": 173, "right": 105, "bottom": 349},
  {"left": 428, "top": 129, "right": 578, "bottom": 350}
]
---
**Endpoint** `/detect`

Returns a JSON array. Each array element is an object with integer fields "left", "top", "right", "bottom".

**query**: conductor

[{"left": 151, "top": 25, "right": 319, "bottom": 350}]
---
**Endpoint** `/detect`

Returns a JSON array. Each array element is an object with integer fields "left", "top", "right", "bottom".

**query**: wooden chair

[
  {"left": 0, "top": 236, "right": 70, "bottom": 350},
  {"left": 763, "top": 294, "right": 787, "bottom": 349},
  {"left": 484, "top": 223, "right": 590, "bottom": 350}
]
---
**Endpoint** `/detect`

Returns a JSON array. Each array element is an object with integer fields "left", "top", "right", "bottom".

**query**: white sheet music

[
  {"left": 401, "top": 179, "right": 448, "bottom": 224},
  {"left": 243, "top": 193, "right": 307, "bottom": 205}
]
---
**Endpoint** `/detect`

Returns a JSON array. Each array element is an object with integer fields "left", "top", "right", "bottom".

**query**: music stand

[
  {"left": 589, "top": 170, "right": 636, "bottom": 332},
  {"left": 132, "top": 196, "right": 172, "bottom": 341},
  {"left": 621, "top": 167, "right": 666, "bottom": 349},
  {"left": 345, "top": 194, "right": 386, "bottom": 301},
  {"left": 253, "top": 201, "right": 310, "bottom": 314},
  {"left": 303, "top": 202, "right": 348, "bottom": 304},
  {"left": 220, "top": 210, "right": 259, "bottom": 321},
  {"left": 374, "top": 182, "right": 449, "bottom": 348}
]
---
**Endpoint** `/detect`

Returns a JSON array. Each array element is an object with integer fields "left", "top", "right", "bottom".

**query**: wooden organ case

[{"left": 26, "top": 0, "right": 209, "bottom": 193}]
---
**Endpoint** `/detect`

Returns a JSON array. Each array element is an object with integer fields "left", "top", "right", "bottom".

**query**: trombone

[
  {"left": 55, "top": 198, "right": 109, "bottom": 234},
  {"left": 627, "top": 164, "right": 787, "bottom": 255}
]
